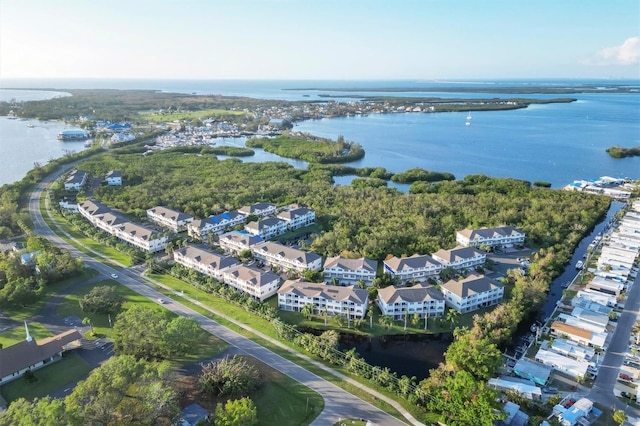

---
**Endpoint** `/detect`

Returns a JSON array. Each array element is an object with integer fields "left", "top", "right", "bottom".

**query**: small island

[{"left": 606, "top": 145, "right": 640, "bottom": 158}]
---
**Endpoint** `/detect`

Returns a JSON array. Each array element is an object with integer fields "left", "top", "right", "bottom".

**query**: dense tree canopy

[
  {"left": 0, "top": 357, "right": 178, "bottom": 426},
  {"left": 214, "top": 397, "right": 258, "bottom": 426},
  {"left": 112, "top": 305, "right": 200, "bottom": 360},
  {"left": 79, "top": 285, "right": 124, "bottom": 314}
]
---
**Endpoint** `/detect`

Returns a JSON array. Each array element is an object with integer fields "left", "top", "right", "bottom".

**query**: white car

[
  {"left": 110, "top": 273, "right": 118, "bottom": 279},
  {"left": 158, "top": 298, "right": 166, "bottom": 304}
]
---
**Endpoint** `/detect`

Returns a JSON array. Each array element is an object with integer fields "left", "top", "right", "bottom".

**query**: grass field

[
  {"left": 0, "top": 322, "right": 53, "bottom": 347},
  {"left": 55, "top": 280, "right": 228, "bottom": 364},
  {"left": 0, "top": 352, "right": 91, "bottom": 402},
  {"left": 2, "top": 268, "right": 99, "bottom": 321},
  {"left": 139, "top": 109, "right": 245, "bottom": 122}
]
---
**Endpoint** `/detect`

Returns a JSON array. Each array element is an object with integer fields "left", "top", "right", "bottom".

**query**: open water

[{"left": 0, "top": 79, "right": 638, "bottom": 187}]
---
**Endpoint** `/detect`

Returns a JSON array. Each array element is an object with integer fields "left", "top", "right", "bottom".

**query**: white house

[
  {"left": 218, "top": 231, "right": 264, "bottom": 255},
  {"left": 238, "top": 202, "right": 277, "bottom": 218},
  {"left": 221, "top": 265, "right": 280, "bottom": 302},
  {"left": 64, "top": 169, "right": 88, "bottom": 191},
  {"left": 557, "top": 397, "right": 594, "bottom": 426},
  {"left": 456, "top": 226, "right": 525, "bottom": 248},
  {"left": 276, "top": 206, "right": 315, "bottom": 230},
  {"left": 548, "top": 338, "right": 595, "bottom": 361},
  {"left": 549, "top": 321, "right": 606, "bottom": 349},
  {"left": 173, "top": 246, "right": 240, "bottom": 281},
  {"left": 431, "top": 246, "right": 486, "bottom": 270},
  {"left": 440, "top": 273, "right": 504, "bottom": 313},
  {"left": 252, "top": 242, "right": 322, "bottom": 273},
  {"left": 487, "top": 376, "right": 542, "bottom": 400},
  {"left": 147, "top": 206, "right": 194, "bottom": 233},
  {"left": 383, "top": 254, "right": 443, "bottom": 284},
  {"left": 277, "top": 280, "right": 368, "bottom": 319},
  {"left": 0, "top": 328, "right": 82, "bottom": 385},
  {"left": 323, "top": 256, "right": 378, "bottom": 286},
  {"left": 377, "top": 283, "right": 445, "bottom": 320},
  {"left": 586, "top": 277, "right": 624, "bottom": 297},
  {"left": 535, "top": 348, "right": 589, "bottom": 380},
  {"left": 244, "top": 217, "right": 287, "bottom": 239},
  {"left": 105, "top": 170, "right": 122, "bottom": 186},
  {"left": 575, "top": 289, "right": 617, "bottom": 308}
]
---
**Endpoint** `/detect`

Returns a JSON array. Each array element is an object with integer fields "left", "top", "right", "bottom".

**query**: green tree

[
  {"left": 301, "top": 303, "right": 314, "bottom": 320},
  {"left": 445, "top": 331, "right": 503, "bottom": 381},
  {"left": 379, "top": 314, "right": 394, "bottom": 330},
  {"left": 214, "top": 397, "right": 258, "bottom": 426},
  {"left": 65, "top": 355, "right": 178, "bottom": 425},
  {"left": 82, "top": 317, "right": 94, "bottom": 335},
  {"left": 79, "top": 285, "right": 124, "bottom": 314},
  {"left": 423, "top": 370, "right": 505, "bottom": 426},
  {"left": 445, "top": 309, "right": 460, "bottom": 330},
  {"left": 0, "top": 396, "right": 67, "bottom": 426},
  {"left": 612, "top": 410, "right": 627, "bottom": 425},
  {"left": 198, "top": 356, "right": 262, "bottom": 397}
]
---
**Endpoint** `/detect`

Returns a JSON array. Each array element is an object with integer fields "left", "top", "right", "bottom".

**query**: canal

[{"left": 338, "top": 200, "right": 626, "bottom": 381}]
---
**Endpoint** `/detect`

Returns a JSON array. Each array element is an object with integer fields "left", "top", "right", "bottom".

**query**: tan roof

[
  {"left": 174, "top": 246, "right": 239, "bottom": 270},
  {"left": 219, "top": 231, "right": 264, "bottom": 247},
  {"left": 79, "top": 199, "right": 111, "bottom": 216},
  {"left": 278, "top": 280, "right": 368, "bottom": 304},
  {"left": 550, "top": 321, "right": 592, "bottom": 340},
  {"left": 253, "top": 242, "right": 321, "bottom": 264},
  {"left": 458, "top": 226, "right": 523, "bottom": 241},
  {"left": 323, "top": 256, "right": 377, "bottom": 273},
  {"left": 378, "top": 283, "right": 444, "bottom": 304},
  {"left": 432, "top": 246, "right": 484, "bottom": 263},
  {"left": 383, "top": 254, "right": 441, "bottom": 272},
  {"left": 0, "top": 329, "right": 82, "bottom": 379},
  {"left": 117, "top": 222, "right": 157, "bottom": 241},
  {"left": 441, "top": 273, "right": 503, "bottom": 298},
  {"left": 224, "top": 265, "right": 279, "bottom": 287},
  {"left": 277, "top": 207, "right": 314, "bottom": 221},
  {"left": 147, "top": 206, "right": 193, "bottom": 222}
]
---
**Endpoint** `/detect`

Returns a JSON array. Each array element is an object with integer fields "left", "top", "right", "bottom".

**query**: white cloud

[{"left": 590, "top": 36, "right": 640, "bottom": 66}]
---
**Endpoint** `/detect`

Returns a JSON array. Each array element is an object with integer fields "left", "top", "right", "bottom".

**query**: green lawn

[
  {"left": 0, "top": 322, "right": 53, "bottom": 347},
  {"left": 0, "top": 352, "right": 91, "bottom": 402},
  {"left": 251, "top": 359, "right": 324, "bottom": 426},
  {"left": 2, "top": 268, "right": 99, "bottom": 321},
  {"left": 144, "top": 275, "right": 418, "bottom": 423},
  {"left": 55, "top": 280, "right": 227, "bottom": 365}
]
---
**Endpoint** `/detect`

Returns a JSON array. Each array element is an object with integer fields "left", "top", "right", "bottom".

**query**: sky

[{"left": 1, "top": 0, "right": 639, "bottom": 81}]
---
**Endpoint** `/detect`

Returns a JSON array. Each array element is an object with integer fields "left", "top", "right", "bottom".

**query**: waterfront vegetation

[
  {"left": 139, "top": 108, "right": 245, "bottom": 122},
  {"left": 0, "top": 90, "right": 629, "bottom": 424},
  {"left": 246, "top": 133, "right": 365, "bottom": 163},
  {"left": 606, "top": 145, "right": 640, "bottom": 158}
]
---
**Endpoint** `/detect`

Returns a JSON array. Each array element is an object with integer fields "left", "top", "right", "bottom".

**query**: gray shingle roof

[
  {"left": 278, "top": 280, "right": 368, "bottom": 304},
  {"left": 323, "top": 256, "right": 377, "bottom": 273}
]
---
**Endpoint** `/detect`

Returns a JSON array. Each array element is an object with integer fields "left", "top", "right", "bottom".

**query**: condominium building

[
  {"left": 173, "top": 245, "right": 240, "bottom": 281},
  {"left": 277, "top": 280, "right": 368, "bottom": 319},
  {"left": 383, "top": 254, "right": 442, "bottom": 284},
  {"left": 323, "top": 256, "right": 378, "bottom": 286},
  {"left": 252, "top": 242, "right": 322, "bottom": 273},
  {"left": 377, "top": 283, "right": 445, "bottom": 320},
  {"left": 456, "top": 226, "right": 525, "bottom": 248},
  {"left": 147, "top": 206, "right": 193, "bottom": 232},
  {"left": 221, "top": 265, "right": 280, "bottom": 302},
  {"left": 440, "top": 273, "right": 504, "bottom": 313}
]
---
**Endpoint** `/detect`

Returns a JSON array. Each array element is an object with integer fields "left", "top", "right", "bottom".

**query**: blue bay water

[{"left": 0, "top": 79, "right": 638, "bottom": 187}]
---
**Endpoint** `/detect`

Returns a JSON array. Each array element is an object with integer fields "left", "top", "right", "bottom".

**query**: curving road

[{"left": 29, "top": 168, "right": 414, "bottom": 426}]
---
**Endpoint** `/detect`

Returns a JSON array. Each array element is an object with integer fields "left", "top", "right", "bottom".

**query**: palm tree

[
  {"left": 356, "top": 279, "right": 366, "bottom": 289},
  {"left": 367, "top": 305, "right": 374, "bottom": 329},
  {"left": 82, "top": 317, "right": 94, "bottom": 335},
  {"left": 445, "top": 309, "right": 460, "bottom": 330},
  {"left": 301, "top": 304, "right": 314, "bottom": 320},
  {"left": 322, "top": 307, "right": 328, "bottom": 327},
  {"left": 345, "top": 307, "right": 351, "bottom": 329},
  {"left": 403, "top": 308, "right": 409, "bottom": 331},
  {"left": 379, "top": 315, "right": 394, "bottom": 330}
]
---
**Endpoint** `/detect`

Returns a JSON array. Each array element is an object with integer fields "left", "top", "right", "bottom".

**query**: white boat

[
  {"left": 465, "top": 121, "right": 471, "bottom": 126},
  {"left": 466, "top": 112, "right": 472, "bottom": 120},
  {"left": 575, "top": 260, "right": 584, "bottom": 269},
  {"left": 27, "top": 123, "right": 34, "bottom": 128}
]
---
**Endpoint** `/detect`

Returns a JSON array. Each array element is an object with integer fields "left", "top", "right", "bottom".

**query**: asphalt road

[
  {"left": 588, "top": 268, "right": 640, "bottom": 420},
  {"left": 29, "top": 168, "right": 411, "bottom": 425}
]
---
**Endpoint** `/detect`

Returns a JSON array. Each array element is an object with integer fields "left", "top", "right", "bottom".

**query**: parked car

[
  {"left": 542, "top": 386, "right": 558, "bottom": 393},
  {"left": 619, "top": 373, "right": 634, "bottom": 382},
  {"left": 110, "top": 273, "right": 118, "bottom": 279},
  {"left": 621, "top": 391, "right": 637, "bottom": 400}
]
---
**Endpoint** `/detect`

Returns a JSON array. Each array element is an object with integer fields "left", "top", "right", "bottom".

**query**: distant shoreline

[{"left": 286, "top": 85, "right": 639, "bottom": 94}]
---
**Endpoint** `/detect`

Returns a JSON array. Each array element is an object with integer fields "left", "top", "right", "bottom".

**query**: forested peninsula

[{"left": 606, "top": 145, "right": 640, "bottom": 158}]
